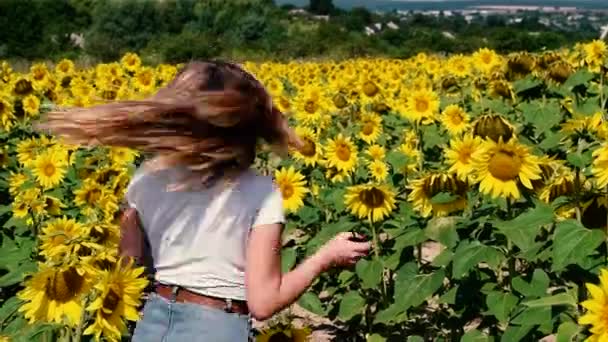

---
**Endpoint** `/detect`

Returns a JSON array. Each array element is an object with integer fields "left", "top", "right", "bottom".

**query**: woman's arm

[
  {"left": 118, "top": 206, "right": 145, "bottom": 266},
  {"left": 245, "top": 224, "right": 370, "bottom": 321}
]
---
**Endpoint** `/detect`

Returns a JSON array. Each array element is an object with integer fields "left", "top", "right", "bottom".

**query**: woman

[{"left": 38, "top": 60, "right": 371, "bottom": 341}]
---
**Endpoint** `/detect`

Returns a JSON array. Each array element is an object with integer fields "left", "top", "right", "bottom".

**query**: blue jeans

[{"left": 132, "top": 292, "right": 252, "bottom": 341}]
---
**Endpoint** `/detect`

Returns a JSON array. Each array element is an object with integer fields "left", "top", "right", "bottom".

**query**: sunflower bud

[{"left": 473, "top": 114, "right": 514, "bottom": 142}]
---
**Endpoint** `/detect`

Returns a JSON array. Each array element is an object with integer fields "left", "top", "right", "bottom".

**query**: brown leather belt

[{"left": 155, "top": 283, "right": 249, "bottom": 315}]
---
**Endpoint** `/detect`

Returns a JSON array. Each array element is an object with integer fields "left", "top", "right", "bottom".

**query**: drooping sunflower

[
  {"left": 257, "top": 325, "right": 312, "bottom": 342},
  {"left": 368, "top": 160, "right": 389, "bottom": 182},
  {"left": 592, "top": 144, "right": 608, "bottom": 188},
  {"left": 84, "top": 258, "right": 148, "bottom": 342},
  {"left": 538, "top": 166, "right": 588, "bottom": 220},
  {"left": 32, "top": 149, "right": 68, "bottom": 189},
  {"left": 472, "top": 114, "right": 515, "bottom": 143},
  {"left": 325, "top": 134, "right": 358, "bottom": 173},
  {"left": 444, "top": 134, "right": 483, "bottom": 182},
  {"left": 408, "top": 172, "right": 468, "bottom": 218},
  {"left": 358, "top": 112, "right": 383, "bottom": 144},
  {"left": 440, "top": 105, "right": 470, "bottom": 136},
  {"left": 18, "top": 265, "right": 89, "bottom": 327},
  {"left": 344, "top": 183, "right": 396, "bottom": 222},
  {"left": 274, "top": 166, "right": 309, "bottom": 213},
  {"left": 291, "top": 126, "right": 322, "bottom": 166},
  {"left": 365, "top": 144, "right": 386, "bottom": 161},
  {"left": 404, "top": 89, "right": 439, "bottom": 124},
  {"left": 471, "top": 138, "right": 542, "bottom": 199},
  {"left": 579, "top": 269, "right": 608, "bottom": 341}
]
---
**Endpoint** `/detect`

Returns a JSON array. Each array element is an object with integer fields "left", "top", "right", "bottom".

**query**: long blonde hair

[{"left": 36, "top": 60, "right": 301, "bottom": 188}]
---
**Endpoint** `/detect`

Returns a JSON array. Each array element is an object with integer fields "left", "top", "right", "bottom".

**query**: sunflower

[
  {"left": 368, "top": 160, "right": 389, "bottom": 182},
  {"left": 108, "top": 147, "right": 138, "bottom": 167},
  {"left": 39, "top": 217, "right": 87, "bottom": 262},
  {"left": 365, "top": 145, "right": 386, "bottom": 161},
  {"left": 445, "top": 134, "right": 483, "bottom": 182},
  {"left": 592, "top": 144, "right": 608, "bottom": 188},
  {"left": 294, "top": 86, "right": 326, "bottom": 126},
  {"left": 22, "top": 94, "right": 40, "bottom": 117},
  {"left": 29, "top": 63, "right": 50, "bottom": 92},
  {"left": 579, "top": 269, "right": 608, "bottom": 341},
  {"left": 0, "top": 145, "right": 10, "bottom": 168},
  {"left": 133, "top": 67, "right": 156, "bottom": 94},
  {"left": 583, "top": 40, "right": 607, "bottom": 72},
  {"left": 344, "top": 183, "right": 396, "bottom": 222},
  {"left": 473, "top": 48, "right": 503, "bottom": 74},
  {"left": 539, "top": 167, "right": 587, "bottom": 219},
  {"left": 404, "top": 89, "right": 439, "bottom": 124},
  {"left": 257, "top": 325, "right": 311, "bottom": 342},
  {"left": 120, "top": 53, "right": 141, "bottom": 73},
  {"left": 471, "top": 138, "right": 542, "bottom": 199},
  {"left": 0, "top": 96, "right": 15, "bottom": 131},
  {"left": 472, "top": 114, "right": 515, "bottom": 143},
  {"left": 74, "top": 179, "right": 108, "bottom": 214},
  {"left": 291, "top": 126, "right": 322, "bottom": 166},
  {"left": 32, "top": 149, "right": 68, "bottom": 189},
  {"left": 274, "top": 166, "right": 309, "bottom": 213},
  {"left": 447, "top": 54, "right": 471, "bottom": 78},
  {"left": 84, "top": 258, "right": 148, "bottom": 342},
  {"left": 325, "top": 134, "right": 358, "bottom": 173},
  {"left": 440, "top": 105, "right": 470, "bottom": 136},
  {"left": 18, "top": 265, "right": 89, "bottom": 327},
  {"left": 488, "top": 79, "right": 515, "bottom": 101},
  {"left": 324, "top": 166, "right": 351, "bottom": 184},
  {"left": 55, "top": 59, "right": 75, "bottom": 76},
  {"left": 358, "top": 113, "right": 382, "bottom": 144},
  {"left": 408, "top": 172, "right": 468, "bottom": 217}
]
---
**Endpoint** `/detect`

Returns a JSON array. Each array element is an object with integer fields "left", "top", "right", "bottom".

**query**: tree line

[{"left": 0, "top": 0, "right": 600, "bottom": 63}]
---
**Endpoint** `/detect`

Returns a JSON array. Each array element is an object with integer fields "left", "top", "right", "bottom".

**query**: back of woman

[{"left": 37, "top": 60, "right": 371, "bottom": 341}]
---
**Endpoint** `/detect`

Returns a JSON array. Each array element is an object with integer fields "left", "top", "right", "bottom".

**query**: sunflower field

[{"left": 1, "top": 40, "right": 608, "bottom": 342}]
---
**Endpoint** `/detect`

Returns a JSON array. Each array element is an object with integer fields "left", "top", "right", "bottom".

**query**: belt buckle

[{"left": 224, "top": 298, "right": 233, "bottom": 313}]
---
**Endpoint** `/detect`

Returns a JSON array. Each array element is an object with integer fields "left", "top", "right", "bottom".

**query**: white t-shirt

[{"left": 126, "top": 165, "right": 285, "bottom": 301}]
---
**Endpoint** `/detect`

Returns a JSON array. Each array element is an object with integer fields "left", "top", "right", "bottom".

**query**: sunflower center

[
  {"left": 268, "top": 331, "right": 292, "bottom": 342},
  {"left": 481, "top": 53, "right": 492, "bottom": 64},
  {"left": 304, "top": 100, "right": 318, "bottom": 114},
  {"left": 103, "top": 287, "right": 121, "bottom": 312},
  {"left": 85, "top": 188, "right": 102, "bottom": 205},
  {"left": 90, "top": 226, "right": 110, "bottom": 244},
  {"left": 333, "top": 94, "right": 348, "bottom": 109},
  {"left": 415, "top": 98, "right": 429, "bottom": 113},
  {"left": 279, "top": 97, "right": 290, "bottom": 110},
  {"left": 488, "top": 151, "right": 521, "bottom": 181},
  {"left": 458, "top": 147, "right": 473, "bottom": 164},
  {"left": 281, "top": 184, "right": 294, "bottom": 199},
  {"left": 359, "top": 187, "right": 386, "bottom": 208},
  {"left": 448, "top": 111, "right": 464, "bottom": 125},
  {"left": 335, "top": 143, "right": 351, "bottom": 161},
  {"left": 363, "top": 81, "right": 379, "bottom": 97},
  {"left": 43, "top": 163, "right": 56, "bottom": 177},
  {"left": 300, "top": 138, "right": 316, "bottom": 157},
  {"left": 46, "top": 267, "right": 84, "bottom": 302},
  {"left": 362, "top": 123, "right": 374, "bottom": 136},
  {"left": 0, "top": 102, "right": 4, "bottom": 112},
  {"left": 14, "top": 79, "right": 33, "bottom": 96}
]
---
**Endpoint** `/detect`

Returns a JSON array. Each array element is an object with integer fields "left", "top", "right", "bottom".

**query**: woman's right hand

[{"left": 316, "top": 232, "right": 372, "bottom": 271}]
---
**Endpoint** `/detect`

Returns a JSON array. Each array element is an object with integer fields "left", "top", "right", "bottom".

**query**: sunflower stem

[
  {"left": 370, "top": 221, "right": 387, "bottom": 299},
  {"left": 505, "top": 198, "right": 515, "bottom": 289},
  {"left": 72, "top": 299, "right": 87, "bottom": 342},
  {"left": 574, "top": 168, "right": 582, "bottom": 223}
]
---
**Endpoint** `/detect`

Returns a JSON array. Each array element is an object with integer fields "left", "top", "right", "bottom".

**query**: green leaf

[
  {"left": 513, "top": 76, "right": 541, "bottom": 94},
  {"left": 407, "top": 337, "right": 424, "bottom": 342},
  {"left": 439, "top": 286, "right": 458, "bottom": 305},
  {"left": 573, "top": 96, "right": 601, "bottom": 116},
  {"left": 563, "top": 69, "right": 594, "bottom": 89},
  {"left": 281, "top": 248, "right": 297, "bottom": 273},
  {"left": 355, "top": 259, "right": 383, "bottom": 289},
  {"left": 0, "top": 204, "right": 12, "bottom": 216},
  {"left": 0, "top": 296, "right": 22, "bottom": 325},
  {"left": 556, "top": 321, "right": 581, "bottom": 342},
  {"left": 421, "top": 124, "right": 443, "bottom": 149},
  {"left": 512, "top": 269, "right": 550, "bottom": 298},
  {"left": 566, "top": 150, "right": 593, "bottom": 169},
  {"left": 520, "top": 101, "right": 562, "bottom": 136},
  {"left": 296, "top": 206, "right": 320, "bottom": 225},
  {"left": 452, "top": 241, "right": 505, "bottom": 279},
  {"left": 367, "top": 334, "right": 386, "bottom": 342},
  {"left": 461, "top": 330, "right": 493, "bottom": 342},
  {"left": 394, "top": 262, "right": 418, "bottom": 290},
  {"left": 373, "top": 301, "right": 407, "bottom": 324},
  {"left": 395, "top": 269, "right": 445, "bottom": 309},
  {"left": 552, "top": 220, "right": 605, "bottom": 272},
  {"left": 338, "top": 291, "right": 366, "bottom": 321},
  {"left": 485, "top": 291, "right": 519, "bottom": 323},
  {"left": 500, "top": 325, "right": 533, "bottom": 342},
  {"left": 3, "top": 216, "right": 27, "bottom": 231},
  {"left": 522, "top": 292, "right": 577, "bottom": 308},
  {"left": 539, "top": 131, "right": 565, "bottom": 151},
  {"left": 510, "top": 306, "right": 551, "bottom": 326},
  {"left": 393, "top": 227, "right": 427, "bottom": 250},
  {"left": 386, "top": 151, "right": 410, "bottom": 172},
  {"left": 321, "top": 188, "right": 347, "bottom": 212},
  {"left": 425, "top": 216, "right": 459, "bottom": 248},
  {"left": 494, "top": 201, "right": 554, "bottom": 252},
  {"left": 0, "top": 260, "right": 37, "bottom": 287},
  {"left": 306, "top": 218, "right": 357, "bottom": 253},
  {"left": 298, "top": 292, "right": 326, "bottom": 316},
  {"left": 430, "top": 192, "right": 460, "bottom": 205},
  {"left": 431, "top": 249, "right": 454, "bottom": 267}
]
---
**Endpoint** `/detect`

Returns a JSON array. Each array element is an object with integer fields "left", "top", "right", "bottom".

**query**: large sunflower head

[
  {"left": 440, "top": 105, "right": 470, "bottom": 136},
  {"left": 39, "top": 217, "right": 86, "bottom": 262},
  {"left": 358, "top": 112, "right": 383, "bottom": 144},
  {"left": 274, "top": 166, "right": 309, "bottom": 213},
  {"left": 472, "top": 114, "right": 515, "bottom": 143},
  {"left": 84, "top": 258, "right": 148, "bottom": 342},
  {"left": 32, "top": 149, "right": 68, "bottom": 189},
  {"left": 579, "top": 269, "right": 608, "bottom": 339},
  {"left": 325, "top": 134, "right": 358, "bottom": 173},
  {"left": 404, "top": 89, "right": 439, "bottom": 124},
  {"left": 507, "top": 53, "right": 536, "bottom": 78},
  {"left": 344, "top": 183, "right": 396, "bottom": 222},
  {"left": 18, "top": 265, "right": 90, "bottom": 327},
  {"left": 408, "top": 172, "right": 468, "bottom": 218},
  {"left": 471, "top": 138, "right": 542, "bottom": 200}
]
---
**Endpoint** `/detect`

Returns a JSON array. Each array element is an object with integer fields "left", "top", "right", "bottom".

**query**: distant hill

[{"left": 276, "top": 0, "right": 608, "bottom": 10}]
